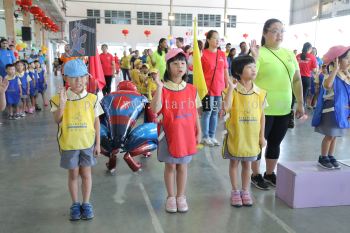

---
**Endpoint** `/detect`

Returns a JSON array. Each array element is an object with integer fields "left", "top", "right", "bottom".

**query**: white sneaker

[
  {"left": 201, "top": 137, "right": 214, "bottom": 147},
  {"left": 210, "top": 137, "right": 220, "bottom": 146}
]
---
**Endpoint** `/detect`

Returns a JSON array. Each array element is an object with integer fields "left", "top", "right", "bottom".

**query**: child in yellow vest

[
  {"left": 147, "top": 68, "right": 158, "bottom": 100},
  {"left": 223, "top": 55, "right": 267, "bottom": 207},
  {"left": 139, "top": 63, "right": 150, "bottom": 95},
  {"left": 130, "top": 59, "right": 143, "bottom": 92},
  {"left": 50, "top": 59, "right": 104, "bottom": 221}
]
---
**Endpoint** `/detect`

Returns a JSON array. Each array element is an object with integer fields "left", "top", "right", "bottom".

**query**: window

[
  {"left": 137, "top": 12, "right": 162, "bottom": 26},
  {"left": 105, "top": 10, "right": 131, "bottom": 24},
  {"left": 87, "top": 9, "right": 100, "bottom": 24},
  {"left": 198, "top": 14, "right": 221, "bottom": 27},
  {"left": 226, "top": 15, "right": 237, "bottom": 28},
  {"left": 170, "top": 13, "right": 192, "bottom": 27}
]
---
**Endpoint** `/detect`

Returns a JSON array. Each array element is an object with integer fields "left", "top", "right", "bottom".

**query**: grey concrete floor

[{"left": 0, "top": 74, "right": 350, "bottom": 233}]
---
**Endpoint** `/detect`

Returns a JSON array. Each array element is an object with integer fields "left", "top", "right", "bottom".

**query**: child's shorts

[
  {"left": 21, "top": 95, "right": 29, "bottom": 99},
  {"left": 60, "top": 146, "right": 97, "bottom": 169}
]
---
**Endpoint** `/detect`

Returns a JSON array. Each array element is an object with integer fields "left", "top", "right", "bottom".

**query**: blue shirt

[{"left": 0, "top": 49, "right": 16, "bottom": 77}]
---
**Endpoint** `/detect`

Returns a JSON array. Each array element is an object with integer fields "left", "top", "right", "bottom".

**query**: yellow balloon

[{"left": 21, "top": 42, "right": 27, "bottom": 49}]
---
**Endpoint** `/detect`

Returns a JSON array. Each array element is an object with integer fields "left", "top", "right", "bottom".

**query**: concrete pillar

[
  {"left": 33, "top": 21, "right": 42, "bottom": 47},
  {"left": 4, "top": 0, "right": 15, "bottom": 43},
  {"left": 22, "top": 11, "right": 30, "bottom": 27}
]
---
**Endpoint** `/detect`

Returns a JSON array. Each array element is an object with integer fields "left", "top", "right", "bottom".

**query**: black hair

[
  {"left": 231, "top": 55, "right": 255, "bottom": 80},
  {"left": 261, "top": 18, "right": 282, "bottom": 46},
  {"left": 339, "top": 49, "right": 350, "bottom": 60},
  {"left": 157, "top": 38, "right": 168, "bottom": 55},
  {"left": 301, "top": 42, "right": 312, "bottom": 60},
  {"left": 197, "top": 40, "right": 203, "bottom": 51},
  {"left": 0, "top": 38, "right": 8, "bottom": 44},
  {"left": 101, "top": 44, "right": 108, "bottom": 48},
  {"left": 176, "top": 37, "right": 184, "bottom": 43},
  {"left": 163, "top": 53, "right": 188, "bottom": 82},
  {"left": 228, "top": 48, "right": 236, "bottom": 58},
  {"left": 5, "top": 63, "right": 15, "bottom": 69},
  {"left": 239, "top": 41, "right": 246, "bottom": 48},
  {"left": 204, "top": 30, "right": 218, "bottom": 49},
  {"left": 226, "top": 43, "right": 231, "bottom": 46},
  {"left": 184, "top": 45, "right": 191, "bottom": 53}
]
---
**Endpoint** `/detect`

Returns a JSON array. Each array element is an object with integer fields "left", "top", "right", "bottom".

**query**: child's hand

[
  {"left": 94, "top": 144, "right": 101, "bottom": 157},
  {"left": 196, "top": 129, "right": 202, "bottom": 145},
  {"left": 333, "top": 57, "right": 340, "bottom": 71},
  {"left": 0, "top": 77, "right": 9, "bottom": 94},
  {"left": 249, "top": 40, "right": 259, "bottom": 60},
  {"left": 59, "top": 87, "right": 67, "bottom": 108},
  {"left": 227, "top": 78, "right": 237, "bottom": 91},
  {"left": 259, "top": 137, "right": 266, "bottom": 148},
  {"left": 154, "top": 73, "right": 163, "bottom": 88}
]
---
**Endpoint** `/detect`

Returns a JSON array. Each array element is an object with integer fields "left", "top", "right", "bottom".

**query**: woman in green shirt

[
  {"left": 249, "top": 18, "right": 305, "bottom": 190},
  {"left": 152, "top": 38, "right": 168, "bottom": 80}
]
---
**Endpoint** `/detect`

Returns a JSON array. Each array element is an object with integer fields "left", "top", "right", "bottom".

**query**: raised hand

[
  {"left": 249, "top": 39, "right": 259, "bottom": 60},
  {"left": 0, "top": 77, "right": 9, "bottom": 94},
  {"left": 154, "top": 72, "right": 163, "bottom": 88}
]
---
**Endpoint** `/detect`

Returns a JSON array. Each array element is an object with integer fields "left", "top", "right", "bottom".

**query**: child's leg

[
  {"left": 9, "top": 105, "right": 13, "bottom": 116},
  {"left": 241, "top": 161, "right": 251, "bottom": 191},
  {"left": 176, "top": 164, "right": 188, "bottom": 197},
  {"left": 79, "top": 166, "right": 92, "bottom": 203},
  {"left": 68, "top": 168, "right": 80, "bottom": 203},
  {"left": 229, "top": 160, "right": 239, "bottom": 190},
  {"left": 251, "top": 159, "right": 260, "bottom": 176},
  {"left": 321, "top": 135, "right": 334, "bottom": 156},
  {"left": 328, "top": 137, "right": 337, "bottom": 156},
  {"left": 164, "top": 163, "right": 176, "bottom": 197}
]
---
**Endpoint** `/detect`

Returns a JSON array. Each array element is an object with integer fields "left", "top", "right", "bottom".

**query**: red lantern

[
  {"left": 122, "top": 29, "right": 129, "bottom": 38},
  {"left": 42, "top": 16, "right": 50, "bottom": 25},
  {"left": 144, "top": 30, "right": 151, "bottom": 38},
  {"left": 243, "top": 33, "right": 248, "bottom": 39},
  {"left": 16, "top": 0, "right": 33, "bottom": 12},
  {"left": 29, "top": 5, "right": 41, "bottom": 15}
]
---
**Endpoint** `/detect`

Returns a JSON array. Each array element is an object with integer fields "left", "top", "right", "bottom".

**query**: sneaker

[
  {"left": 210, "top": 137, "right": 220, "bottom": 146},
  {"left": 288, "top": 110, "right": 295, "bottom": 129},
  {"left": 81, "top": 203, "right": 94, "bottom": 220},
  {"left": 251, "top": 174, "right": 269, "bottom": 190},
  {"left": 231, "top": 190, "right": 242, "bottom": 207},
  {"left": 20, "top": 112, "right": 26, "bottom": 117},
  {"left": 241, "top": 190, "right": 253, "bottom": 206},
  {"left": 70, "top": 202, "right": 81, "bottom": 221},
  {"left": 165, "top": 197, "right": 177, "bottom": 213},
  {"left": 263, "top": 172, "right": 277, "bottom": 187},
  {"left": 35, "top": 105, "right": 42, "bottom": 111},
  {"left": 8, "top": 115, "right": 14, "bottom": 120},
  {"left": 318, "top": 156, "right": 334, "bottom": 170},
  {"left": 328, "top": 156, "right": 341, "bottom": 169},
  {"left": 201, "top": 137, "right": 214, "bottom": 147},
  {"left": 176, "top": 196, "right": 189, "bottom": 213},
  {"left": 14, "top": 114, "right": 20, "bottom": 120}
]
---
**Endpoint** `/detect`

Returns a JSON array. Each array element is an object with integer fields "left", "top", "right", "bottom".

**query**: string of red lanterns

[{"left": 16, "top": 1, "right": 60, "bottom": 33}]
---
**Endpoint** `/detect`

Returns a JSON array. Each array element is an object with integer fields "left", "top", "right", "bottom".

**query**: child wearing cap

[
  {"left": 139, "top": 63, "right": 150, "bottom": 96},
  {"left": 312, "top": 45, "right": 350, "bottom": 170},
  {"left": 28, "top": 59, "right": 38, "bottom": 112},
  {"left": 147, "top": 68, "right": 158, "bottom": 100},
  {"left": 34, "top": 60, "right": 48, "bottom": 109},
  {"left": 150, "top": 48, "right": 202, "bottom": 213},
  {"left": 50, "top": 59, "right": 104, "bottom": 221},
  {"left": 130, "top": 59, "right": 143, "bottom": 92}
]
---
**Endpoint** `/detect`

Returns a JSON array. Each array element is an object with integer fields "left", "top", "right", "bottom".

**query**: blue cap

[{"left": 64, "top": 59, "right": 88, "bottom": 77}]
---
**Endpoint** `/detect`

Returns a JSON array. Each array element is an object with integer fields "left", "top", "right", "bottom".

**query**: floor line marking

[
  {"left": 139, "top": 182, "right": 165, "bottom": 233},
  {"left": 203, "top": 148, "right": 296, "bottom": 233}
]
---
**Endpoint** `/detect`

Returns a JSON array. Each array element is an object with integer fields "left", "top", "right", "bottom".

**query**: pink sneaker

[
  {"left": 241, "top": 190, "right": 253, "bottom": 206},
  {"left": 176, "top": 196, "right": 189, "bottom": 213},
  {"left": 231, "top": 190, "right": 242, "bottom": 207},
  {"left": 165, "top": 197, "right": 177, "bottom": 213}
]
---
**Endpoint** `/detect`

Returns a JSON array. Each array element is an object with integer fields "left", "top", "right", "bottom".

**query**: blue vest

[
  {"left": 17, "top": 72, "right": 29, "bottom": 94},
  {"left": 312, "top": 76, "right": 350, "bottom": 128}
]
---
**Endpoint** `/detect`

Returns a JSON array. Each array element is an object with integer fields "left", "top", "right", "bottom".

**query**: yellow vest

[
  {"left": 146, "top": 77, "right": 157, "bottom": 100},
  {"left": 120, "top": 56, "right": 131, "bottom": 69},
  {"left": 224, "top": 88, "right": 266, "bottom": 157},
  {"left": 51, "top": 93, "right": 97, "bottom": 151}
]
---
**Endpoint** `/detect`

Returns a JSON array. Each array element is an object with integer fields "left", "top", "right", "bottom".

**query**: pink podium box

[{"left": 276, "top": 161, "right": 350, "bottom": 208}]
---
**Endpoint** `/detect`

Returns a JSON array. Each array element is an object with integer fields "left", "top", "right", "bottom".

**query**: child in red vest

[{"left": 151, "top": 48, "right": 201, "bottom": 213}]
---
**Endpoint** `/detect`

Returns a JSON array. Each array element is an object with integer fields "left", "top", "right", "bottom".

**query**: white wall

[{"left": 65, "top": 0, "right": 291, "bottom": 54}]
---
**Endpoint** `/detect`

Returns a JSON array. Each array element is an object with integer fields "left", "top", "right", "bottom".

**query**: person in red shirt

[
  {"left": 114, "top": 53, "right": 120, "bottom": 75},
  {"left": 99, "top": 44, "right": 116, "bottom": 95},
  {"left": 201, "top": 30, "right": 229, "bottom": 147},
  {"left": 296, "top": 42, "right": 318, "bottom": 106}
]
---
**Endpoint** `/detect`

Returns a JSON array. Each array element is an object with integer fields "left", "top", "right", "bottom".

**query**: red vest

[{"left": 160, "top": 84, "right": 198, "bottom": 158}]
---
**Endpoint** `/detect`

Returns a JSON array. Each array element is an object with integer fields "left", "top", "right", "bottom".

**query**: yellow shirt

[
  {"left": 120, "top": 55, "right": 131, "bottom": 69},
  {"left": 224, "top": 83, "right": 266, "bottom": 157},
  {"left": 130, "top": 69, "right": 142, "bottom": 91},
  {"left": 146, "top": 77, "right": 157, "bottom": 100},
  {"left": 51, "top": 92, "right": 98, "bottom": 150}
]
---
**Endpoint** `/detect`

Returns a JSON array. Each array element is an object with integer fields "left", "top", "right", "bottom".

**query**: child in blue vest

[
  {"left": 312, "top": 46, "right": 350, "bottom": 169},
  {"left": 223, "top": 55, "right": 267, "bottom": 207},
  {"left": 0, "top": 75, "right": 9, "bottom": 111},
  {"left": 28, "top": 59, "right": 38, "bottom": 112},
  {"left": 50, "top": 59, "right": 104, "bottom": 221},
  {"left": 15, "top": 60, "right": 31, "bottom": 116},
  {"left": 34, "top": 60, "right": 48, "bottom": 109},
  {"left": 151, "top": 48, "right": 201, "bottom": 213},
  {"left": 4, "top": 63, "right": 21, "bottom": 119}
]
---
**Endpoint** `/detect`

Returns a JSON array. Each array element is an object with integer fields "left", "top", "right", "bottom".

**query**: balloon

[
  {"left": 128, "top": 141, "right": 157, "bottom": 157},
  {"left": 123, "top": 153, "right": 142, "bottom": 172},
  {"left": 117, "top": 81, "right": 137, "bottom": 92},
  {"left": 124, "top": 123, "right": 158, "bottom": 151},
  {"left": 21, "top": 42, "right": 27, "bottom": 49},
  {"left": 100, "top": 91, "right": 148, "bottom": 148},
  {"left": 15, "top": 44, "right": 23, "bottom": 51}
]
